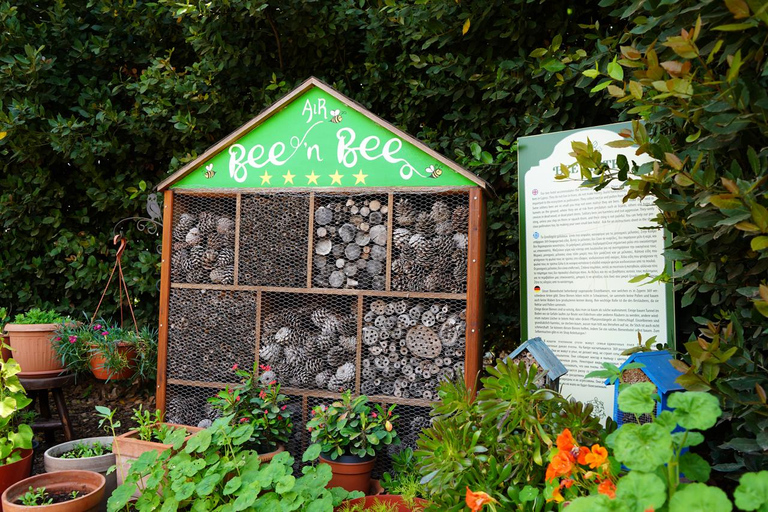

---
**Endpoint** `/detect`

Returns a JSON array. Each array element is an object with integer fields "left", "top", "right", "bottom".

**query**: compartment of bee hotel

[
  {"left": 312, "top": 194, "right": 388, "bottom": 290},
  {"left": 390, "top": 193, "right": 469, "bottom": 294},
  {"left": 361, "top": 297, "right": 466, "bottom": 400}
]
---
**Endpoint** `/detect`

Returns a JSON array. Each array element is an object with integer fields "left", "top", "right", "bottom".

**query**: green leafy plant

[
  {"left": 53, "top": 317, "right": 157, "bottom": 383},
  {"left": 59, "top": 441, "right": 111, "bottom": 459},
  {"left": 11, "top": 308, "right": 64, "bottom": 325},
  {"left": 107, "top": 416, "right": 362, "bottom": 511},
  {"left": 0, "top": 356, "right": 33, "bottom": 465},
  {"left": 130, "top": 405, "right": 185, "bottom": 444},
  {"left": 415, "top": 360, "right": 608, "bottom": 511},
  {"left": 0, "top": 307, "right": 9, "bottom": 327},
  {"left": 566, "top": 385, "right": 768, "bottom": 512},
  {"left": 19, "top": 487, "right": 53, "bottom": 506},
  {"left": 306, "top": 391, "right": 399, "bottom": 460},
  {"left": 381, "top": 448, "right": 427, "bottom": 506},
  {"left": 208, "top": 362, "right": 292, "bottom": 451}
]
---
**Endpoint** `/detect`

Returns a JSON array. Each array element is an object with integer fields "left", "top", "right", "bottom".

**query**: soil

[
  {"left": 622, "top": 368, "right": 652, "bottom": 384},
  {"left": 16, "top": 489, "right": 92, "bottom": 505},
  {"left": 30, "top": 375, "right": 156, "bottom": 475}
]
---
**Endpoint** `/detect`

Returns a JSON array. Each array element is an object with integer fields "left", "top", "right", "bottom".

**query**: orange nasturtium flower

[
  {"left": 465, "top": 488, "right": 498, "bottom": 512},
  {"left": 576, "top": 446, "right": 590, "bottom": 465},
  {"left": 556, "top": 429, "right": 576, "bottom": 452},
  {"left": 584, "top": 445, "right": 608, "bottom": 469},
  {"left": 545, "top": 450, "right": 574, "bottom": 482},
  {"left": 598, "top": 479, "right": 617, "bottom": 499}
]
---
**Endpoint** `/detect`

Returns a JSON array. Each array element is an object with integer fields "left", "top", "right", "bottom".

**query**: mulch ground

[{"left": 30, "top": 376, "right": 156, "bottom": 475}]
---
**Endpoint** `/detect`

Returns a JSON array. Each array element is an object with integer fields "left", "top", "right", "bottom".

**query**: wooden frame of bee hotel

[{"left": 156, "top": 77, "right": 490, "bottom": 464}]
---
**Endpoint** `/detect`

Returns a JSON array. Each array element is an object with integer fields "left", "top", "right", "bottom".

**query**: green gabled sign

[{"left": 158, "top": 77, "right": 488, "bottom": 192}]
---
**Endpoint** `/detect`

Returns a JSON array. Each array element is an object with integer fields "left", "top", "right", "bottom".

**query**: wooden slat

[
  {"left": 167, "top": 378, "right": 238, "bottom": 389},
  {"left": 465, "top": 188, "right": 487, "bottom": 397},
  {"left": 385, "top": 192, "right": 394, "bottom": 291},
  {"left": 172, "top": 186, "right": 475, "bottom": 195},
  {"left": 367, "top": 395, "right": 433, "bottom": 408},
  {"left": 233, "top": 193, "right": 242, "bottom": 285},
  {"left": 355, "top": 295, "right": 363, "bottom": 395},
  {"left": 306, "top": 192, "right": 315, "bottom": 288},
  {"left": 157, "top": 191, "right": 175, "bottom": 414},
  {"left": 170, "top": 283, "right": 465, "bottom": 300},
  {"left": 254, "top": 290, "right": 262, "bottom": 369}
]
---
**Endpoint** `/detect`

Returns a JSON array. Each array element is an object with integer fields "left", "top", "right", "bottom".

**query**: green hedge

[{"left": 0, "top": 0, "right": 615, "bottom": 343}]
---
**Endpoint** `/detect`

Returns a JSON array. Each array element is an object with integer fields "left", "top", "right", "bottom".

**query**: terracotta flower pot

[
  {"left": 44, "top": 437, "right": 115, "bottom": 512},
  {"left": 337, "top": 495, "right": 429, "bottom": 512},
  {"left": 113, "top": 423, "right": 202, "bottom": 486},
  {"left": 1, "top": 470, "right": 105, "bottom": 512},
  {"left": 88, "top": 342, "right": 136, "bottom": 381},
  {"left": 257, "top": 443, "right": 285, "bottom": 463},
  {"left": 3, "top": 324, "right": 64, "bottom": 377},
  {"left": 319, "top": 453, "right": 376, "bottom": 493},
  {"left": 0, "top": 449, "right": 33, "bottom": 509}
]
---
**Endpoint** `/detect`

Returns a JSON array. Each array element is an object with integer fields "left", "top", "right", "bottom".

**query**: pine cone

[
  {"left": 394, "top": 198, "right": 414, "bottom": 226},
  {"left": 335, "top": 362, "right": 355, "bottom": 383},
  {"left": 197, "top": 211, "right": 218, "bottom": 236},
  {"left": 259, "top": 343, "right": 282, "bottom": 362},
  {"left": 210, "top": 266, "right": 234, "bottom": 284},
  {"left": 326, "top": 345, "right": 347, "bottom": 367},
  {"left": 414, "top": 212, "right": 435, "bottom": 236},
  {"left": 201, "top": 249, "right": 218, "bottom": 270},
  {"left": 430, "top": 201, "right": 451, "bottom": 223},
  {"left": 452, "top": 205, "right": 469, "bottom": 230}
]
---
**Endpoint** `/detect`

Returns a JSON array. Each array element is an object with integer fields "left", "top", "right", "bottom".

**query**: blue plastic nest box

[
  {"left": 506, "top": 337, "right": 568, "bottom": 391},
  {"left": 608, "top": 350, "right": 684, "bottom": 426}
]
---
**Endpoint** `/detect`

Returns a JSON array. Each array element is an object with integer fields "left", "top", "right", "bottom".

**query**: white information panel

[{"left": 518, "top": 123, "right": 674, "bottom": 419}]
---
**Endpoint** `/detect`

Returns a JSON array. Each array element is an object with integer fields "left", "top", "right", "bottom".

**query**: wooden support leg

[
  {"left": 52, "top": 388, "right": 74, "bottom": 441},
  {"left": 37, "top": 390, "right": 55, "bottom": 444}
]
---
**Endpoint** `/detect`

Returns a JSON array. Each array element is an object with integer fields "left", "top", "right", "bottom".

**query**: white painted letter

[
  {"left": 228, "top": 144, "right": 248, "bottom": 182},
  {"left": 302, "top": 99, "right": 313, "bottom": 123},
  {"left": 336, "top": 127, "right": 358, "bottom": 168}
]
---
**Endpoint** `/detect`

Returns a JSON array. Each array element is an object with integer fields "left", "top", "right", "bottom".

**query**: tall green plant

[{"left": 0, "top": 357, "right": 33, "bottom": 465}]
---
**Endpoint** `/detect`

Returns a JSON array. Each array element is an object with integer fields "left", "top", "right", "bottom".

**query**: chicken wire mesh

[
  {"left": 167, "top": 288, "right": 257, "bottom": 382},
  {"left": 391, "top": 192, "right": 469, "bottom": 294},
  {"left": 312, "top": 194, "right": 388, "bottom": 290},
  {"left": 361, "top": 297, "right": 466, "bottom": 400},
  {"left": 171, "top": 193, "right": 237, "bottom": 285},
  {"left": 258, "top": 292, "right": 359, "bottom": 392},
  {"left": 239, "top": 193, "right": 310, "bottom": 287},
  {"left": 165, "top": 383, "right": 219, "bottom": 427}
]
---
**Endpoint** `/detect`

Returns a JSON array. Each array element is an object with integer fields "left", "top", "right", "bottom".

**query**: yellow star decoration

[
  {"left": 329, "top": 170, "right": 344, "bottom": 185},
  {"left": 260, "top": 170, "right": 272, "bottom": 185},
  {"left": 282, "top": 170, "right": 295, "bottom": 185},
  {"left": 306, "top": 170, "right": 320, "bottom": 185},
  {"left": 352, "top": 170, "right": 368, "bottom": 185}
]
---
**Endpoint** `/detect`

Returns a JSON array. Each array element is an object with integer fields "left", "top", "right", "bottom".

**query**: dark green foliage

[
  {"left": 415, "top": 361, "right": 606, "bottom": 510},
  {"left": 0, "top": 0, "right": 616, "bottom": 348}
]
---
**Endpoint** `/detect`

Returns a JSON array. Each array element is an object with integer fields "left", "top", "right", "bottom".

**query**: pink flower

[
  {"left": 281, "top": 405, "right": 287, "bottom": 411},
  {"left": 235, "top": 396, "right": 240, "bottom": 402},
  {"left": 68, "top": 336, "right": 77, "bottom": 344},
  {"left": 232, "top": 363, "right": 238, "bottom": 370},
  {"left": 239, "top": 417, "right": 249, "bottom": 423},
  {"left": 94, "top": 324, "right": 101, "bottom": 330},
  {"left": 372, "top": 412, "right": 378, "bottom": 418},
  {"left": 55, "top": 337, "right": 61, "bottom": 341},
  {"left": 269, "top": 380, "right": 276, "bottom": 386},
  {"left": 101, "top": 331, "right": 108, "bottom": 336},
  {"left": 259, "top": 391, "right": 267, "bottom": 400}
]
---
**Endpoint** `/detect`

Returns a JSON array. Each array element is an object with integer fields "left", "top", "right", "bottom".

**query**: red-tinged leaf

[
  {"left": 675, "top": 173, "right": 694, "bottom": 186},
  {"left": 669, "top": 359, "right": 691, "bottom": 373},
  {"left": 629, "top": 80, "right": 643, "bottom": 99},
  {"left": 709, "top": 195, "right": 742, "bottom": 210},
  {"left": 735, "top": 221, "right": 760, "bottom": 232},
  {"left": 607, "top": 84, "right": 626, "bottom": 98},
  {"left": 607, "top": 139, "right": 635, "bottom": 148},
  {"left": 665, "top": 152, "right": 684, "bottom": 170},
  {"left": 756, "top": 384, "right": 767, "bottom": 404},
  {"left": 620, "top": 46, "right": 641, "bottom": 60},
  {"left": 725, "top": 0, "right": 750, "bottom": 19},
  {"left": 462, "top": 18, "right": 470, "bottom": 35},
  {"left": 721, "top": 178, "right": 740, "bottom": 194}
]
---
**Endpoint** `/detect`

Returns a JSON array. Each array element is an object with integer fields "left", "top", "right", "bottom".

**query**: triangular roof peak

[{"left": 157, "top": 77, "right": 491, "bottom": 193}]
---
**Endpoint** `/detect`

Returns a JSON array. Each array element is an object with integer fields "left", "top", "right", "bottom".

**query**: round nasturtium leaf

[
  {"left": 734, "top": 471, "right": 768, "bottom": 512},
  {"left": 618, "top": 382, "right": 658, "bottom": 416},
  {"left": 560, "top": 495, "right": 630, "bottom": 512},
  {"left": 679, "top": 452, "right": 711, "bottom": 483},
  {"left": 616, "top": 471, "right": 667, "bottom": 512},
  {"left": 613, "top": 423, "right": 673, "bottom": 472},
  {"left": 668, "top": 483, "right": 733, "bottom": 512},
  {"left": 668, "top": 392, "right": 721, "bottom": 431}
]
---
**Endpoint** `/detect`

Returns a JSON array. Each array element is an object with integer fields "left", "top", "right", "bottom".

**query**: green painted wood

[{"left": 172, "top": 87, "right": 475, "bottom": 189}]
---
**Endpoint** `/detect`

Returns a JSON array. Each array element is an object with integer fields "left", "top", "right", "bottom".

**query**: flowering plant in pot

[
  {"left": 4, "top": 308, "right": 68, "bottom": 377},
  {"left": 208, "top": 362, "right": 292, "bottom": 460},
  {"left": 306, "top": 391, "right": 399, "bottom": 493},
  {"left": 53, "top": 319, "right": 157, "bottom": 382},
  {"left": 0, "top": 356, "right": 35, "bottom": 499}
]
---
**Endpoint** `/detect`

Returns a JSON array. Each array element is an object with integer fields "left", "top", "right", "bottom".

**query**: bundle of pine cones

[{"left": 171, "top": 208, "right": 236, "bottom": 285}]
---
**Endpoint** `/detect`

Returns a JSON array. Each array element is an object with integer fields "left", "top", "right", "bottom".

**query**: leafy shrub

[
  {"left": 415, "top": 360, "right": 607, "bottom": 510},
  {"left": 11, "top": 308, "right": 64, "bottom": 325},
  {"left": 107, "top": 416, "right": 361, "bottom": 511},
  {"left": 0, "top": 357, "right": 33, "bottom": 465}
]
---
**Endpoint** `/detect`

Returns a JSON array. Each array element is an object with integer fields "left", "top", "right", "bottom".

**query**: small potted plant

[
  {"left": 4, "top": 308, "right": 67, "bottom": 377},
  {"left": 306, "top": 391, "right": 399, "bottom": 493},
  {"left": 53, "top": 319, "right": 157, "bottom": 382},
  {"left": 208, "top": 362, "right": 292, "bottom": 461},
  {"left": 44, "top": 438, "right": 115, "bottom": 511},
  {"left": 0, "top": 355, "right": 34, "bottom": 500},
  {"left": 1, "top": 470, "right": 105, "bottom": 511},
  {"left": 97, "top": 406, "right": 201, "bottom": 486}
]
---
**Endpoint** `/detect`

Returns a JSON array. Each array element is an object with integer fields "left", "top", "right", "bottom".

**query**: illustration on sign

[{"left": 172, "top": 87, "right": 475, "bottom": 189}]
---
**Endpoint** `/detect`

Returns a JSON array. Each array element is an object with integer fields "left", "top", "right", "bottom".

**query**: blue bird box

[
  {"left": 506, "top": 337, "right": 568, "bottom": 391},
  {"left": 608, "top": 350, "right": 684, "bottom": 426}
]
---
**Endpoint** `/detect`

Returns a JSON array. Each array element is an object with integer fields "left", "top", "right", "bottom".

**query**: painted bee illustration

[
  {"left": 204, "top": 164, "right": 215, "bottom": 179},
  {"left": 426, "top": 164, "right": 443, "bottom": 179},
  {"left": 329, "top": 109, "right": 345, "bottom": 124}
]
